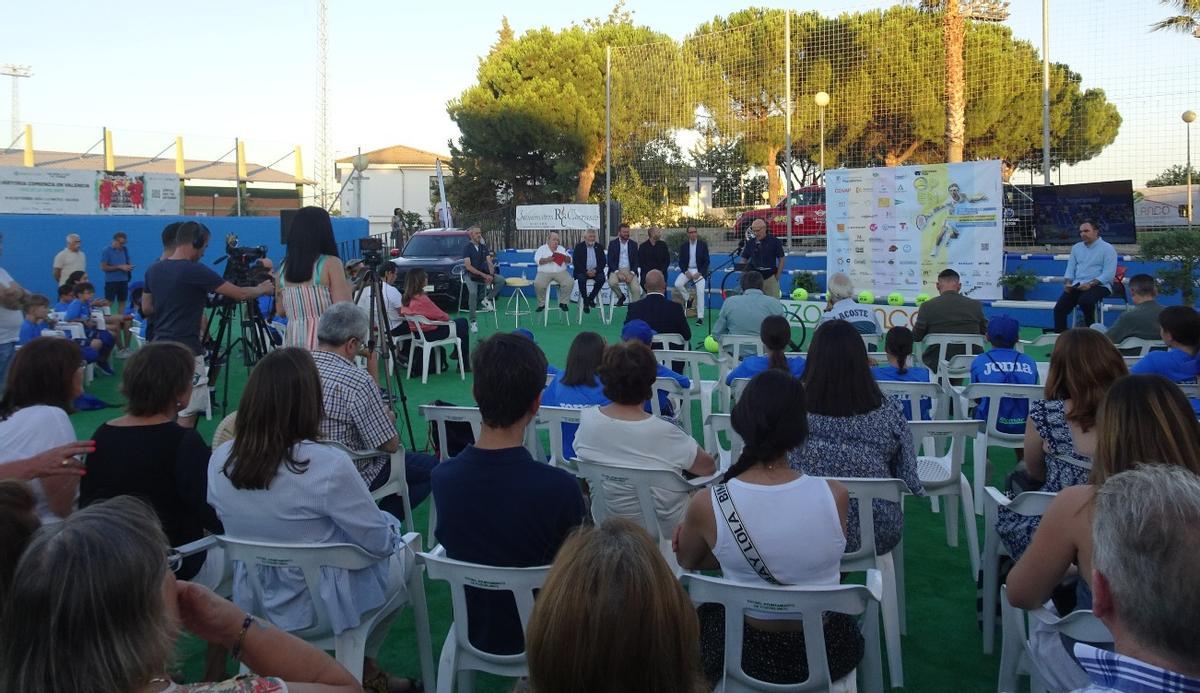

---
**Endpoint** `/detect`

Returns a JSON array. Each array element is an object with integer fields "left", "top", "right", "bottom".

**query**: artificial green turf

[{"left": 68, "top": 309, "right": 1053, "bottom": 691}]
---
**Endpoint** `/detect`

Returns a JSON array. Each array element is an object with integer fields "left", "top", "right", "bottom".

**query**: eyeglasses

[{"left": 166, "top": 548, "right": 183, "bottom": 573}]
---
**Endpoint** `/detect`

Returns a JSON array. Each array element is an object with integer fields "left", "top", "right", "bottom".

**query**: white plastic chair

[
  {"left": 650, "top": 376, "right": 688, "bottom": 430},
  {"left": 955, "top": 383, "right": 1046, "bottom": 515},
  {"left": 684, "top": 572, "right": 885, "bottom": 693},
  {"left": 823, "top": 477, "right": 908, "bottom": 688},
  {"left": 935, "top": 353, "right": 977, "bottom": 393},
  {"left": 998, "top": 585, "right": 1112, "bottom": 693},
  {"left": 215, "top": 532, "right": 435, "bottom": 687},
  {"left": 541, "top": 281, "right": 570, "bottom": 326},
  {"left": 907, "top": 420, "right": 983, "bottom": 578},
  {"left": 574, "top": 277, "right": 609, "bottom": 325},
  {"left": 877, "top": 381, "right": 951, "bottom": 421},
  {"left": 981, "top": 486, "right": 1056, "bottom": 655},
  {"left": 728, "top": 377, "right": 752, "bottom": 408},
  {"left": 704, "top": 412, "right": 744, "bottom": 472},
  {"left": 534, "top": 405, "right": 586, "bottom": 470},
  {"left": 327, "top": 444, "right": 416, "bottom": 530},
  {"left": 418, "top": 545, "right": 550, "bottom": 693},
  {"left": 405, "top": 315, "right": 465, "bottom": 384},
  {"left": 573, "top": 457, "right": 717, "bottom": 575},
  {"left": 1015, "top": 332, "right": 1059, "bottom": 354},
  {"left": 603, "top": 277, "right": 633, "bottom": 323},
  {"left": 719, "top": 334, "right": 765, "bottom": 362},
  {"left": 453, "top": 265, "right": 499, "bottom": 329},
  {"left": 1113, "top": 336, "right": 1166, "bottom": 357},
  {"left": 923, "top": 334, "right": 986, "bottom": 385},
  {"left": 861, "top": 332, "right": 880, "bottom": 353},
  {"left": 41, "top": 328, "right": 96, "bottom": 384},
  {"left": 650, "top": 332, "right": 688, "bottom": 351},
  {"left": 653, "top": 348, "right": 722, "bottom": 426}
]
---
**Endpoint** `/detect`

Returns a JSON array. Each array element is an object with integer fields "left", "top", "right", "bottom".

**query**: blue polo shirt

[
  {"left": 100, "top": 245, "right": 131, "bottom": 283},
  {"left": 64, "top": 298, "right": 93, "bottom": 322},
  {"left": 969, "top": 348, "right": 1039, "bottom": 434},
  {"left": 541, "top": 376, "right": 610, "bottom": 459},
  {"left": 872, "top": 365, "right": 934, "bottom": 420},
  {"left": 726, "top": 355, "right": 806, "bottom": 385},
  {"left": 1132, "top": 348, "right": 1200, "bottom": 415},
  {"left": 18, "top": 319, "right": 47, "bottom": 345},
  {"left": 462, "top": 241, "right": 493, "bottom": 278}
]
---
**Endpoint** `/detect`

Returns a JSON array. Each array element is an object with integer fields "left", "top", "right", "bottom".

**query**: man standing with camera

[
  {"left": 141, "top": 221, "right": 273, "bottom": 428},
  {"left": 462, "top": 225, "right": 502, "bottom": 333}
]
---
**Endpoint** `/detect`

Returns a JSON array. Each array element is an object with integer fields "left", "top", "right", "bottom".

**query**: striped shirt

[
  {"left": 311, "top": 349, "right": 395, "bottom": 485},
  {"left": 1073, "top": 644, "right": 1200, "bottom": 692}
]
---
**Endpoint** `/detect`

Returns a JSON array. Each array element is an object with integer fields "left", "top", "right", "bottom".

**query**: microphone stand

[{"left": 703, "top": 246, "right": 745, "bottom": 337}]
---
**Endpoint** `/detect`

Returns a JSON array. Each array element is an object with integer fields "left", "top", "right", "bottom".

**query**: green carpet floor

[{"left": 67, "top": 308, "right": 1053, "bottom": 692}]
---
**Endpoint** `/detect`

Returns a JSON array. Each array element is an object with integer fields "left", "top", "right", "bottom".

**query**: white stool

[
  {"left": 575, "top": 278, "right": 609, "bottom": 325},
  {"left": 505, "top": 276, "right": 533, "bottom": 329},
  {"left": 543, "top": 282, "right": 571, "bottom": 326},
  {"left": 603, "top": 281, "right": 631, "bottom": 324}
]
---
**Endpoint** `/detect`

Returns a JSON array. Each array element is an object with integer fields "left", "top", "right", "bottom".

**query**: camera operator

[{"left": 142, "top": 221, "right": 273, "bottom": 429}]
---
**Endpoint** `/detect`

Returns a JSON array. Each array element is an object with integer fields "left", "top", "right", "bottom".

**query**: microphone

[{"left": 734, "top": 235, "right": 746, "bottom": 256}]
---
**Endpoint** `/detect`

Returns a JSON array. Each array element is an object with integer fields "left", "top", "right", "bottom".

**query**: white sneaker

[
  {"left": 115, "top": 347, "right": 136, "bottom": 359},
  {"left": 481, "top": 298, "right": 494, "bottom": 312},
  {"left": 470, "top": 321, "right": 479, "bottom": 333}
]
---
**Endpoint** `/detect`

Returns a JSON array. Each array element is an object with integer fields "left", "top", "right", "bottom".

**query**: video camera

[
  {"left": 221, "top": 233, "right": 271, "bottom": 288},
  {"left": 359, "top": 236, "right": 384, "bottom": 266}
]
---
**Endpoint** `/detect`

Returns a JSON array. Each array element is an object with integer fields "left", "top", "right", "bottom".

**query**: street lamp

[
  {"left": 1185, "top": 110, "right": 1196, "bottom": 226},
  {"left": 352, "top": 149, "right": 369, "bottom": 219},
  {"left": 814, "top": 91, "right": 830, "bottom": 176}
]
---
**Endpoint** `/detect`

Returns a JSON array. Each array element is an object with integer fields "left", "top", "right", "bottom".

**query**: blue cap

[
  {"left": 987, "top": 314, "right": 1020, "bottom": 347},
  {"left": 512, "top": 328, "right": 536, "bottom": 342},
  {"left": 621, "top": 319, "right": 656, "bottom": 345}
]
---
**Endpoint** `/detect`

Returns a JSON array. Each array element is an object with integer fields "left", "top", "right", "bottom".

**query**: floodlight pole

[
  {"left": 1185, "top": 110, "right": 1195, "bottom": 226},
  {"left": 784, "top": 10, "right": 793, "bottom": 250},
  {"left": 1041, "top": 0, "right": 1052, "bottom": 185}
]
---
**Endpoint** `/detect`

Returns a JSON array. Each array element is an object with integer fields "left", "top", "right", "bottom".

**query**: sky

[{"left": 3, "top": 0, "right": 1198, "bottom": 188}]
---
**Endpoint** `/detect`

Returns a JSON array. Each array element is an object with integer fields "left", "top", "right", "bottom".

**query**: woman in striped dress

[{"left": 276, "top": 206, "right": 351, "bottom": 349}]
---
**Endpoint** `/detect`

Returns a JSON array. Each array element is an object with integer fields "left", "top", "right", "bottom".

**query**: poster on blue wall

[{"left": 0, "top": 166, "right": 180, "bottom": 215}]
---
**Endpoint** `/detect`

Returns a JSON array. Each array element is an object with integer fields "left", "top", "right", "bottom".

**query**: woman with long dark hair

[
  {"left": 207, "top": 348, "right": 418, "bottom": 691},
  {"left": 871, "top": 326, "right": 933, "bottom": 419},
  {"left": 723, "top": 315, "right": 805, "bottom": 384},
  {"left": 399, "top": 268, "right": 470, "bottom": 371},
  {"left": 675, "top": 369, "right": 862, "bottom": 687},
  {"left": 277, "top": 206, "right": 352, "bottom": 349},
  {"left": 790, "top": 319, "right": 922, "bottom": 555},
  {"left": 542, "top": 332, "right": 609, "bottom": 459}
]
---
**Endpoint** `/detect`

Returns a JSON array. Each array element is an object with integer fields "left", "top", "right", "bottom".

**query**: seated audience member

[
  {"left": 77, "top": 341, "right": 224, "bottom": 585},
  {"left": 18, "top": 294, "right": 54, "bottom": 345},
  {"left": 399, "top": 268, "right": 470, "bottom": 372},
  {"left": 574, "top": 341, "right": 716, "bottom": 531},
  {"left": 0, "top": 441, "right": 91, "bottom": 481},
  {"left": 712, "top": 270, "right": 786, "bottom": 342},
  {"left": 675, "top": 369, "right": 863, "bottom": 687},
  {"left": 53, "top": 284, "right": 74, "bottom": 312},
  {"left": 969, "top": 315, "right": 1039, "bottom": 458},
  {"left": 0, "top": 337, "right": 85, "bottom": 522},
  {"left": 1103, "top": 272, "right": 1163, "bottom": 345},
  {"left": 65, "top": 278, "right": 133, "bottom": 356},
  {"left": 912, "top": 268, "right": 987, "bottom": 370},
  {"left": 1072, "top": 465, "right": 1200, "bottom": 691},
  {"left": 606, "top": 223, "right": 642, "bottom": 306},
  {"left": 528, "top": 518, "right": 707, "bottom": 693},
  {"left": 1007, "top": 375, "right": 1200, "bottom": 691},
  {"left": 541, "top": 331, "right": 610, "bottom": 460},
  {"left": 572, "top": 229, "right": 607, "bottom": 313},
  {"left": 673, "top": 226, "right": 710, "bottom": 324},
  {"left": 724, "top": 314, "right": 806, "bottom": 384},
  {"left": 0, "top": 496, "right": 362, "bottom": 692},
  {"left": 62, "top": 269, "right": 88, "bottom": 293},
  {"left": 1131, "top": 305, "right": 1200, "bottom": 414},
  {"left": 789, "top": 320, "right": 923, "bottom": 555},
  {"left": 431, "top": 334, "right": 587, "bottom": 655},
  {"left": 872, "top": 326, "right": 933, "bottom": 420},
  {"left": 995, "top": 328, "right": 1127, "bottom": 559},
  {"left": 207, "top": 347, "right": 417, "bottom": 691},
  {"left": 620, "top": 319, "right": 691, "bottom": 418},
  {"left": 624, "top": 269, "right": 691, "bottom": 343},
  {"left": 532, "top": 231, "right": 573, "bottom": 313},
  {"left": 312, "top": 302, "right": 435, "bottom": 519},
  {"left": 512, "top": 327, "right": 562, "bottom": 379},
  {"left": 63, "top": 281, "right": 117, "bottom": 374},
  {"left": 822, "top": 272, "right": 880, "bottom": 335},
  {"left": 0, "top": 480, "right": 39, "bottom": 602}
]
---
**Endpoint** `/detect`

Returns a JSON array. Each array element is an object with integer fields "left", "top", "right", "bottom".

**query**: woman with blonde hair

[
  {"left": 527, "top": 517, "right": 706, "bottom": 693},
  {"left": 995, "top": 327, "right": 1128, "bottom": 558}
]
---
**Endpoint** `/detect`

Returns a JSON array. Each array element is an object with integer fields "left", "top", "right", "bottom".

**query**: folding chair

[
  {"left": 998, "top": 585, "right": 1112, "bottom": 693},
  {"left": 684, "top": 572, "right": 885, "bottom": 693},
  {"left": 907, "top": 420, "right": 983, "bottom": 578},
  {"left": 955, "top": 383, "right": 1046, "bottom": 514},
  {"left": 981, "top": 487, "right": 1056, "bottom": 654},
  {"left": 405, "top": 315, "right": 466, "bottom": 384}
]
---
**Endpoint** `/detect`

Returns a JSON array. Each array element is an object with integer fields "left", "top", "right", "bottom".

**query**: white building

[{"left": 335, "top": 144, "right": 450, "bottom": 237}]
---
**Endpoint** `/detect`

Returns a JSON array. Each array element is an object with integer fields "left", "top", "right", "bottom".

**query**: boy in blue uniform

[
  {"left": 53, "top": 285, "right": 74, "bottom": 312},
  {"left": 62, "top": 282, "right": 116, "bottom": 374},
  {"left": 970, "top": 314, "right": 1038, "bottom": 460},
  {"left": 1131, "top": 306, "right": 1200, "bottom": 415},
  {"left": 20, "top": 293, "right": 101, "bottom": 364}
]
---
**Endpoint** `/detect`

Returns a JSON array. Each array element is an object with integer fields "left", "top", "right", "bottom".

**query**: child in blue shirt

[
  {"left": 540, "top": 332, "right": 611, "bottom": 459},
  {"left": 19, "top": 294, "right": 101, "bottom": 363},
  {"left": 62, "top": 282, "right": 115, "bottom": 374},
  {"left": 1131, "top": 305, "right": 1200, "bottom": 415},
  {"left": 621, "top": 319, "right": 690, "bottom": 419},
  {"left": 872, "top": 326, "right": 934, "bottom": 420},
  {"left": 725, "top": 315, "right": 806, "bottom": 384},
  {"left": 53, "top": 285, "right": 74, "bottom": 313},
  {"left": 969, "top": 314, "right": 1039, "bottom": 442}
]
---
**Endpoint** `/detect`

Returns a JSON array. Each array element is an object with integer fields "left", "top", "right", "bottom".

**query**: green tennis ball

[
  {"left": 887, "top": 292, "right": 904, "bottom": 306},
  {"left": 704, "top": 335, "right": 719, "bottom": 353},
  {"left": 915, "top": 292, "right": 931, "bottom": 306},
  {"left": 791, "top": 287, "right": 808, "bottom": 301},
  {"left": 857, "top": 291, "right": 875, "bottom": 305}
]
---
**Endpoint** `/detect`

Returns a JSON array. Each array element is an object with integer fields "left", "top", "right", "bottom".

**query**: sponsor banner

[
  {"left": 825, "top": 160, "right": 1004, "bottom": 301},
  {"left": 783, "top": 299, "right": 918, "bottom": 330},
  {"left": 516, "top": 203, "right": 602, "bottom": 231},
  {"left": 1134, "top": 185, "right": 1198, "bottom": 228},
  {"left": 0, "top": 166, "right": 180, "bottom": 215}
]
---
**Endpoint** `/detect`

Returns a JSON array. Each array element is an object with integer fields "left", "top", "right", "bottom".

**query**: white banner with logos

[
  {"left": 825, "top": 160, "right": 1004, "bottom": 301},
  {"left": 515, "top": 203, "right": 602, "bottom": 231},
  {"left": 1134, "top": 185, "right": 1197, "bottom": 228},
  {"left": 783, "top": 299, "right": 918, "bottom": 330},
  {"left": 0, "top": 166, "right": 181, "bottom": 215}
]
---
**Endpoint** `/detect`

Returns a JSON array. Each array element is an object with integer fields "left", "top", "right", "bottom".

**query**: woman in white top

[
  {"left": 675, "top": 369, "right": 863, "bottom": 688},
  {"left": 207, "top": 347, "right": 418, "bottom": 693},
  {"left": 0, "top": 337, "right": 86, "bottom": 522},
  {"left": 573, "top": 340, "right": 715, "bottom": 530}
]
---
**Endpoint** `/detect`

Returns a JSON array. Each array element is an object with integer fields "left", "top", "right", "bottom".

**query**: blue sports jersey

[
  {"left": 725, "top": 354, "right": 806, "bottom": 385},
  {"left": 18, "top": 319, "right": 47, "bottom": 345},
  {"left": 541, "top": 376, "right": 611, "bottom": 460},
  {"left": 63, "top": 298, "right": 92, "bottom": 322},
  {"left": 969, "top": 348, "right": 1039, "bottom": 434},
  {"left": 1131, "top": 348, "right": 1200, "bottom": 415},
  {"left": 872, "top": 364, "right": 934, "bottom": 420}
]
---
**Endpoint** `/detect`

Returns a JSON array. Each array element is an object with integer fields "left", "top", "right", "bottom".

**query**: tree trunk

[
  {"left": 885, "top": 140, "right": 924, "bottom": 167},
  {"left": 765, "top": 145, "right": 783, "bottom": 205},
  {"left": 576, "top": 161, "right": 597, "bottom": 203},
  {"left": 944, "top": 0, "right": 966, "bottom": 163}
]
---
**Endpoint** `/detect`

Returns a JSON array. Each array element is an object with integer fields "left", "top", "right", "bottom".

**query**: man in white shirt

[
  {"left": 673, "top": 226, "right": 710, "bottom": 325},
  {"left": 0, "top": 233, "right": 27, "bottom": 396},
  {"left": 52, "top": 234, "right": 87, "bottom": 284},
  {"left": 532, "top": 232, "right": 572, "bottom": 314},
  {"left": 606, "top": 223, "right": 642, "bottom": 306},
  {"left": 822, "top": 272, "right": 881, "bottom": 336}
]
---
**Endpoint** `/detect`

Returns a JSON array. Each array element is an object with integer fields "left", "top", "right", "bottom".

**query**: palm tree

[{"left": 1151, "top": 0, "right": 1200, "bottom": 38}]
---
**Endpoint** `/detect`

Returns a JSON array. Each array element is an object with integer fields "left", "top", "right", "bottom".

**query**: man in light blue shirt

[
  {"left": 711, "top": 270, "right": 787, "bottom": 340},
  {"left": 1054, "top": 218, "right": 1117, "bottom": 332}
]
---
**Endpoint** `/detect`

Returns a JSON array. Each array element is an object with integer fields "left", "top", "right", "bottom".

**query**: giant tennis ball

[
  {"left": 791, "top": 287, "right": 808, "bottom": 301},
  {"left": 704, "top": 335, "right": 719, "bottom": 353},
  {"left": 887, "top": 292, "right": 904, "bottom": 306},
  {"left": 915, "top": 292, "right": 931, "bottom": 306},
  {"left": 857, "top": 291, "right": 875, "bottom": 305}
]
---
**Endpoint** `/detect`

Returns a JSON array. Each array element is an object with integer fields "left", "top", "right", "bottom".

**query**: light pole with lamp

[
  {"left": 1185, "top": 109, "right": 1196, "bottom": 227},
  {"left": 814, "top": 91, "right": 830, "bottom": 177},
  {"left": 352, "top": 149, "right": 369, "bottom": 219}
]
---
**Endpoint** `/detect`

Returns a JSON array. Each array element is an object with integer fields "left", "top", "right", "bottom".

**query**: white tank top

[{"left": 711, "top": 475, "right": 846, "bottom": 618}]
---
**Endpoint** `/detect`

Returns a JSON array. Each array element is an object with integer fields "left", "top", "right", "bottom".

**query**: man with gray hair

[
  {"left": 1072, "top": 464, "right": 1200, "bottom": 691},
  {"left": 712, "top": 270, "right": 787, "bottom": 340},
  {"left": 822, "top": 272, "right": 881, "bottom": 335},
  {"left": 312, "top": 301, "right": 434, "bottom": 518},
  {"left": 532, "top": 232, "right": 572, "bottom": 313},
  {"left": 52, "top": 233, "right": 86, "bottom": 284}
]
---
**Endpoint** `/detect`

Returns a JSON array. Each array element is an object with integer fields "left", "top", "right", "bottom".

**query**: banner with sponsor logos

[
  {"left": 515, "top": 203, "right": 602, "bottom": 231},
  {"left": 0, "top": 166, "right": 180, "bottom": 215},
  {"left": 783, "top": 299, "right": 918, "bottom": 331},
  {"left": 825, "top": 160, "right": 1004, "bottom": 301}
]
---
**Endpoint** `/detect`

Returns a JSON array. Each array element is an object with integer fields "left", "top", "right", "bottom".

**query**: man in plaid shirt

[{"left": 312, "top": 302, "right": 435, "bottom": 520}]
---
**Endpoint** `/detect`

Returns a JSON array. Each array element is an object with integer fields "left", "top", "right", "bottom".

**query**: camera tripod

[
  {"left": 204, "top": 296, "right": 276, "bottom": 417},
  {"left": 353, "top": 259, "right": 417, "bottom": 451}
]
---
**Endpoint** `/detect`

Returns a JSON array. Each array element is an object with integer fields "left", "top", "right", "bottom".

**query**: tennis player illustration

[{"left": 928, "top": 182, "right": 988, "bottom": 257}]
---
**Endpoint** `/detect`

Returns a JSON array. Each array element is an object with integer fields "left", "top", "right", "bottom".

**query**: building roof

[
  {"left": 336, "top": 144, "right": 449, "bottom": 167},
  {"left": 0, "top": 148, "right": 313, "bottom": 185}
]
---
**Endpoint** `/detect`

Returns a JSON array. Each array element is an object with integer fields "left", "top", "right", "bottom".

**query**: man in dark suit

[
  {"left": 625, "top": 269, "right": 691, "bottom": 343},
  {"left": 638, "top": 227, "right": 670, "bottom": 289},
  {"left": 674, "top": 226, "right": 711, "bottom": 325},
  {"left": 606, "top": 223, "right": 641, "bottom": 306},
  {"left": 571, "top": 229, "right": 607, "bottom": 313}
]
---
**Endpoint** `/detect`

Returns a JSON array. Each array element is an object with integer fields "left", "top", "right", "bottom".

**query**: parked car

[
  {"left": 389, "top": 228, "right": 470, "bottom": 312},
  {"left": 729, "top": 186, "right": 827, "bottom": 241}
]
